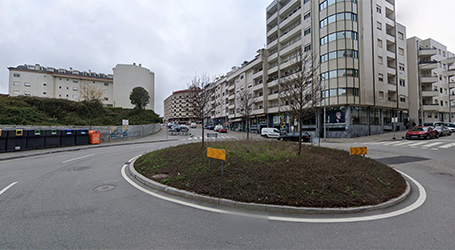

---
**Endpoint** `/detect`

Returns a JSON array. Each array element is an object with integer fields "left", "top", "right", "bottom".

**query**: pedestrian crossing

[
  {"left": 354, "top": 140, "right": 455, "bottom": 150},
  {"left": 185, "top": 135, "right": 238, "bottom": 141}
]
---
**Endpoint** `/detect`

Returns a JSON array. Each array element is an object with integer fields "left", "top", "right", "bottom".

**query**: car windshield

[{"left": 411, "top": 127, "right": 428, "bottom": 131}]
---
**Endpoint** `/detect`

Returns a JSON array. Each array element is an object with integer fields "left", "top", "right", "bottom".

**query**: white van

[{"left": 261, "top": 128, "right": 280, "bottom": 138}]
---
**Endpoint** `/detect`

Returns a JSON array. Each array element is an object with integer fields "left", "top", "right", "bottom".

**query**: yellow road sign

[
  {"left": 350, "top": 147, "right": 367, "bottom": 156},
  {"left": 207, "top": 147, "right": 226, "bottom": 161}
]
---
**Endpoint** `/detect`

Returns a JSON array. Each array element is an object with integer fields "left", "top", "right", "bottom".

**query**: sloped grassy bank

[{"left": 134, "top": 140, "right": 406, "bottom": 208}]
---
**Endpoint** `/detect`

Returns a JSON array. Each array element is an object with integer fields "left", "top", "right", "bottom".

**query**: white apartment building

[
  {"left": 8, "top": 63, "right": 155, "bottom": 110},
  {"left": 113, "top": 63, "right": 155, "bottom": 110},
  {"left": 8, "top": 64, "right": 114, "bottom": 105},
  {"left": 407, "top": 37, "right": 455, "bottom": 124},
  {"left": 206, "top": 0, "right": 409, "bottom": 138},
  {"left": 163, "top": 89, "right": 198, "bottom": 123}
]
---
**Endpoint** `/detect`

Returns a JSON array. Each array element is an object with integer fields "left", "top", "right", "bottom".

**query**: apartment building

[
  {"left": 8, "top": 64, "right": 114, "bottom": 105},
  {"left": 206, "top": 0, "right": 409, "bottom": 138},
  {"left": 407, "top": 37, "right": 455, "bottom": 124},
  {"left": 163, "top": 89, "right": 198, "bottom": 123},
  {"left": 8, "top": 63, "right": 155, "bottom": 110}
]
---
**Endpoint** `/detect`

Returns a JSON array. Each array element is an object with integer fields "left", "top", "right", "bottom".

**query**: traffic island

[{"left": 129, "top": 140, "right": 410, "bottom": 213}]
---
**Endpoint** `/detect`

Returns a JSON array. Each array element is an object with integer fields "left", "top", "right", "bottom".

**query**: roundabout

[{"left": 122, "top": 154, "right": 427, "bottom": 223}]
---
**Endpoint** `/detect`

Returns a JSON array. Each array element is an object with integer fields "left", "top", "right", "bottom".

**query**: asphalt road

[{"left": 0, "top": 127, "right": 454, "bottom": 249}]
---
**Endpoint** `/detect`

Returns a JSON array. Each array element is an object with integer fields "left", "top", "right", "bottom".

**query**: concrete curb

[{"left": 127, "top": 153, "right": 411, "bottom": 215}]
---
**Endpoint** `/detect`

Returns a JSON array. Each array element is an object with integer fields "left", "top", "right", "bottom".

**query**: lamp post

[
  {"left": 322, "top": 76, "right": 327, "bottom": 142},
  {"left": 449, "top": 74, "right": 452, "bottom": 122}
]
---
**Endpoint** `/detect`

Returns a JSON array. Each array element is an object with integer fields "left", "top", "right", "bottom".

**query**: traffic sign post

[
  {"left": 350, "top": 147, "right": 367, "bottom": 162},
  {"left": 207, "top": 147, "right": 226, "bottom": 176}
]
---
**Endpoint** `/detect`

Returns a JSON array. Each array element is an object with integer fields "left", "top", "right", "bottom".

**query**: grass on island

[{"left": 134, "top": 140, "right": 407, "bottom": 208}]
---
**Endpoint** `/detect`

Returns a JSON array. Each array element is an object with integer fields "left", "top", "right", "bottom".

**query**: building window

[
  {"left": 24, "top": 82, "right": 31, "bottom": 87},
  {"left": 43, "top": 83, "right": 47, "bottom": 86},
  {"left": 398, "top": 48, "right": 404, "bottom": 56},
  {"left": 398, "top": 32, "right": 404, "bottom": 40},
  {"left": 13, "top": 81, "right": 20, "bottom": 86},
  {"left": 377, "top": 21, "right": 382, "bottom": 30},
  {"left": 376, "top": 5, "right": 381, "bottom": 13},
  {"left": 378, "top": 56, "right": 383, "bottom": 65},
  {"left": 400, "top": 96, "right": 406, "bottom": 102},
  {"left": 320, "top": 30, "right": 358, "bottom": 45},
  {"left": 104, "top": 97, "right": 109, "bottom": 101},
  {"left": 73, "top": 87, "right": 79, "bottom": 91},
  {"left": 378, "top": 39, "right": 383, "bottom": 48},
  {"left": 320, "top": 0, "right": 357, "bottom": 11},
  {"left": 399, "top": 64, "right": 405, "bottom": 71},
  {"left": 399, "top": 79, "right": 405, "bottom": 86},
  {"left": 73, "top": 80, "right": 78, "bottom": 83},
  {"left": 13, "top": 73, "right": 21, "bottom": 77},
  {"left": 320, "top": 12, "right": 358, "bottom": 28},
  {"left": 378, "top": 73, "right": 384, "bottom": 82},
  {"left": 73, "top": 95, "right": 78, "bottom": 99},
  {"left": 320, "top": 49, "right": 359, "bottom": 63},
  {"left": 104, "top": 82, "right": 109, "bottom": 86},
  {"left": 24, "top": 91, "right": 31, "bottom": 96},
  {"left": 304, "top": 28, "right": 311, "bottom": 36},
  {"left": 304, "top": 44, "right": 312, "bottom": 52},
  {"left": 13, "top": 90, "right": 20, "bottom": 94},
  {"left": 43, "top": 92, "right": 46, "bottom": 95},
  {"left": 304, "top": 12, "right": 311, "bottom": 20}
]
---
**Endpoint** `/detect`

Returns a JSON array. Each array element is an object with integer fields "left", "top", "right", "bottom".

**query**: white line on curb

[
  {"left": 121, "top": 162, "right": 427, "bottom": 223},
  {"left": 0, "top": 182, "right": 18, "bottom": 197},
  {"left": 62, "top": 154, "right": 95, "bottom": 164}
]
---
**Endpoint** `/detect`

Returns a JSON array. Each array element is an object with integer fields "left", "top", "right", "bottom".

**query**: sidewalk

[{"left": 321, "top": 131, "right": 408, "bottom": 144}]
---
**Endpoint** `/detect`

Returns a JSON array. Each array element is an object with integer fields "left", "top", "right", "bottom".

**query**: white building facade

[
  {"left": 8, "top": 63, "right": 155, "bottom": 110},
  {"left": 206, "top": 0, "right": 410, "bottom": 138},
  {"left": 407, "top": 37, "right": 455, "bottom": 124}
]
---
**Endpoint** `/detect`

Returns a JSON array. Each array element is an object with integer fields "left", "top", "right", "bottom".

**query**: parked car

[
  {"left": 214, "top": 125, "right": 223, "bottom": 132},
  {"left": 405, "top": 126, "right": 438, "bottom": 140},
  {"left": 277, "top": 132, "right": 311, "bottom": 142},
  {"left": 261, "top": 128, "right": 280, "bottom": 138},
  {"left": 206, "top": 124, "right": 215, "bottom": 130},
  {"left": 190, "top": 123, "right": 197, "bottom": 128},
  {"left": 447, "top": 123, "right": 455, "bottom": 133},
  {"left": 169, "top": 125, "right": 189, "bottom": 132},
  {"left": 218, "top": 126, "right": 227, "bottom": 133},
  {"left": 433, "top": 126, "right": 451, "bottom": 136}
]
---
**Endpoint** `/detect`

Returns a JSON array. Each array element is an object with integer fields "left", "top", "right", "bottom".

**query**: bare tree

[
  {"left": 80, "top": 83, "right": 103, "bottom": 102},
  {"left": 279, "top": 48, "right": 321, "bottom": 155},
  {"left": 236, "top": 87, "right": 254, "bottom": 140},
  {"left": 187, "top": 74, "right": 216, "bottom": 147}
]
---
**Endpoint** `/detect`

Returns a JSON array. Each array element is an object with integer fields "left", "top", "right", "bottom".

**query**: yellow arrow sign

[
  {"left": 350, "top": 147, "right": 367, "bottom": 156},
  {"left": 207, "top": 147, "right": 226, "bottom": 161}
]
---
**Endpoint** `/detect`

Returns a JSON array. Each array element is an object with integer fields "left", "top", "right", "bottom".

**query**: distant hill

[{"left": 0, "top": 95, "right": 162, "bottom": 126}]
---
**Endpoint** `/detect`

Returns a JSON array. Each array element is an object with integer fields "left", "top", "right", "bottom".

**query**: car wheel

[
  {"left": 279, "top": 138, "right": 284, "bottom": 141},
  {"left": 424, "top": 135, "right": 428, "bottom": 140}
]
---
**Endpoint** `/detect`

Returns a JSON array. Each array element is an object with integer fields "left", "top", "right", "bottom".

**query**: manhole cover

[{"left": 94, "top": 185, "right": 116, "bottom": 192}]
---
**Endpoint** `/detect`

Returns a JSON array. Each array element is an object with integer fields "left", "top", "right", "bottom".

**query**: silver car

[{"left": 433, "top": 126, "right": 451, "bottom": 136}]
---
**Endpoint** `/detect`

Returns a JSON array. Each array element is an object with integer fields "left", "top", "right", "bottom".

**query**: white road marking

[
  {"left": 439, "top": 143, "right": 455, "bottom": 149},
  {"left": 122, "top": 162, "right": 426, "bottom": 223},
  {"left": 421, "top": 142, "right": 444, "bottom": 148},
  {"left": 393, "top": 141, "right": 415, "bottom": 146},
  {"left": 381, "top": 141, "right": 405, "bottom": 146},
  {"left": 407, "top": 141, "right": 428, "bottom": 147},
  {"left": 62, "top": 154, "right": 95, "bottom": 164},
  {"left": 0, "top": 182, "right": 18, "bottom": 197}
]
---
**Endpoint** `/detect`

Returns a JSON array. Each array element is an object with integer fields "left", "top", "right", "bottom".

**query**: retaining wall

[{"left": 0, "top": 124, "right": 161, "bottom": 143}]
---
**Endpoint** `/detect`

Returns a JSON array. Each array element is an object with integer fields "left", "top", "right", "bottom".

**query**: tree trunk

[
  {"left": 246, "top": 118, "right": 250, "bottom": 140},
  {"left": 298, "top": 119, "right": 302, "bottom": 156},
  {"left": 201, "top": 120, "right": 205, "bottom": 148}
]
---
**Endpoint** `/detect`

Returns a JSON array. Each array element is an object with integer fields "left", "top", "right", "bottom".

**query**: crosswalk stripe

[
  {"left": 393, "top": 141, "right": 416, "bottom": 146},
  {"left": 381, "top": 141, "right": 404, "bottom": 146},
  {"left": 421, "top": 142, "right": 444, "bottom": 147},
  {"left": 407, "top": 141, "right": 428, "bottom": 147},
  {"left": 439, "top": 143, "right": 455, "bottom": 149}
]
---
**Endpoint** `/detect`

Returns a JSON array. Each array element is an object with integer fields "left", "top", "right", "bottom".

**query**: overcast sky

[{"left": 0, "top": 0, "right": 454, "bottom": 116}]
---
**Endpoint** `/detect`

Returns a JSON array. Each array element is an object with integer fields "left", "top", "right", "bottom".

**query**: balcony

[
  {"left": 227, "top": 84, "right": 235, "bottom": 91},
  {"left": 254, "top": 96, "right": 263, "bottom": 103},
  {"left": 267, "top": 79, "right": 278, "bottom": 88},
  {"left": 422, "top": 90, "right": 439, "bottom": 97},
  {"left": 268, "top": 51, "right": 278, "bottom": 61},
  {"left": 228, "top": 94, "right": 235, "bottom": 100},
  {"left": 268, "top": 106, "right": 280, "bottom": 113},
  {"left": 252, "top": 109, "right": 265, "bottom": 115},
  {"left": 267, "top": 25, "right": 278, "bottom": 38},
  {"left": 418, "top": 48, "right": 438, "bottom": 57},
  {"left": 419, "top": 60, "right": 438, "bottom": 70},
  {"left": 423, "top": 104, "right": 443, "bottom": 112},
  {"left": 228, "top": 104, "right": 235, "bottom": 109},
  {"left": 252, "top": 83, "right": 263, "bottom": 91},
  {"left": 267, "top": 12, "right": 277, "bottom": 25},
  {"left": 449, "top": 82, "right": 455, "bottom": 89},
  {"left": 421, "top": 76, "right": 438, "bottom": 83},
  {"left": 268, "top": 93, "right": 279, "bottom": 100},
  {"left": 253, "top": 69, "right": 263, "bottom": 80},
  {"left": 446, "top": 69, "right": 455, "bottom": 77},
  {"left": 443, "top": 57, "right": 455, "bottom": 65}
]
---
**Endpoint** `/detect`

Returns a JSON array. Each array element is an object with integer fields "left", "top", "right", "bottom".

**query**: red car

[
  {"left": 218, "top": 127, "right": 227, "bottom": 133},
  {"left": 406, "top": 126, "right": 438, "bottom": 140}
]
